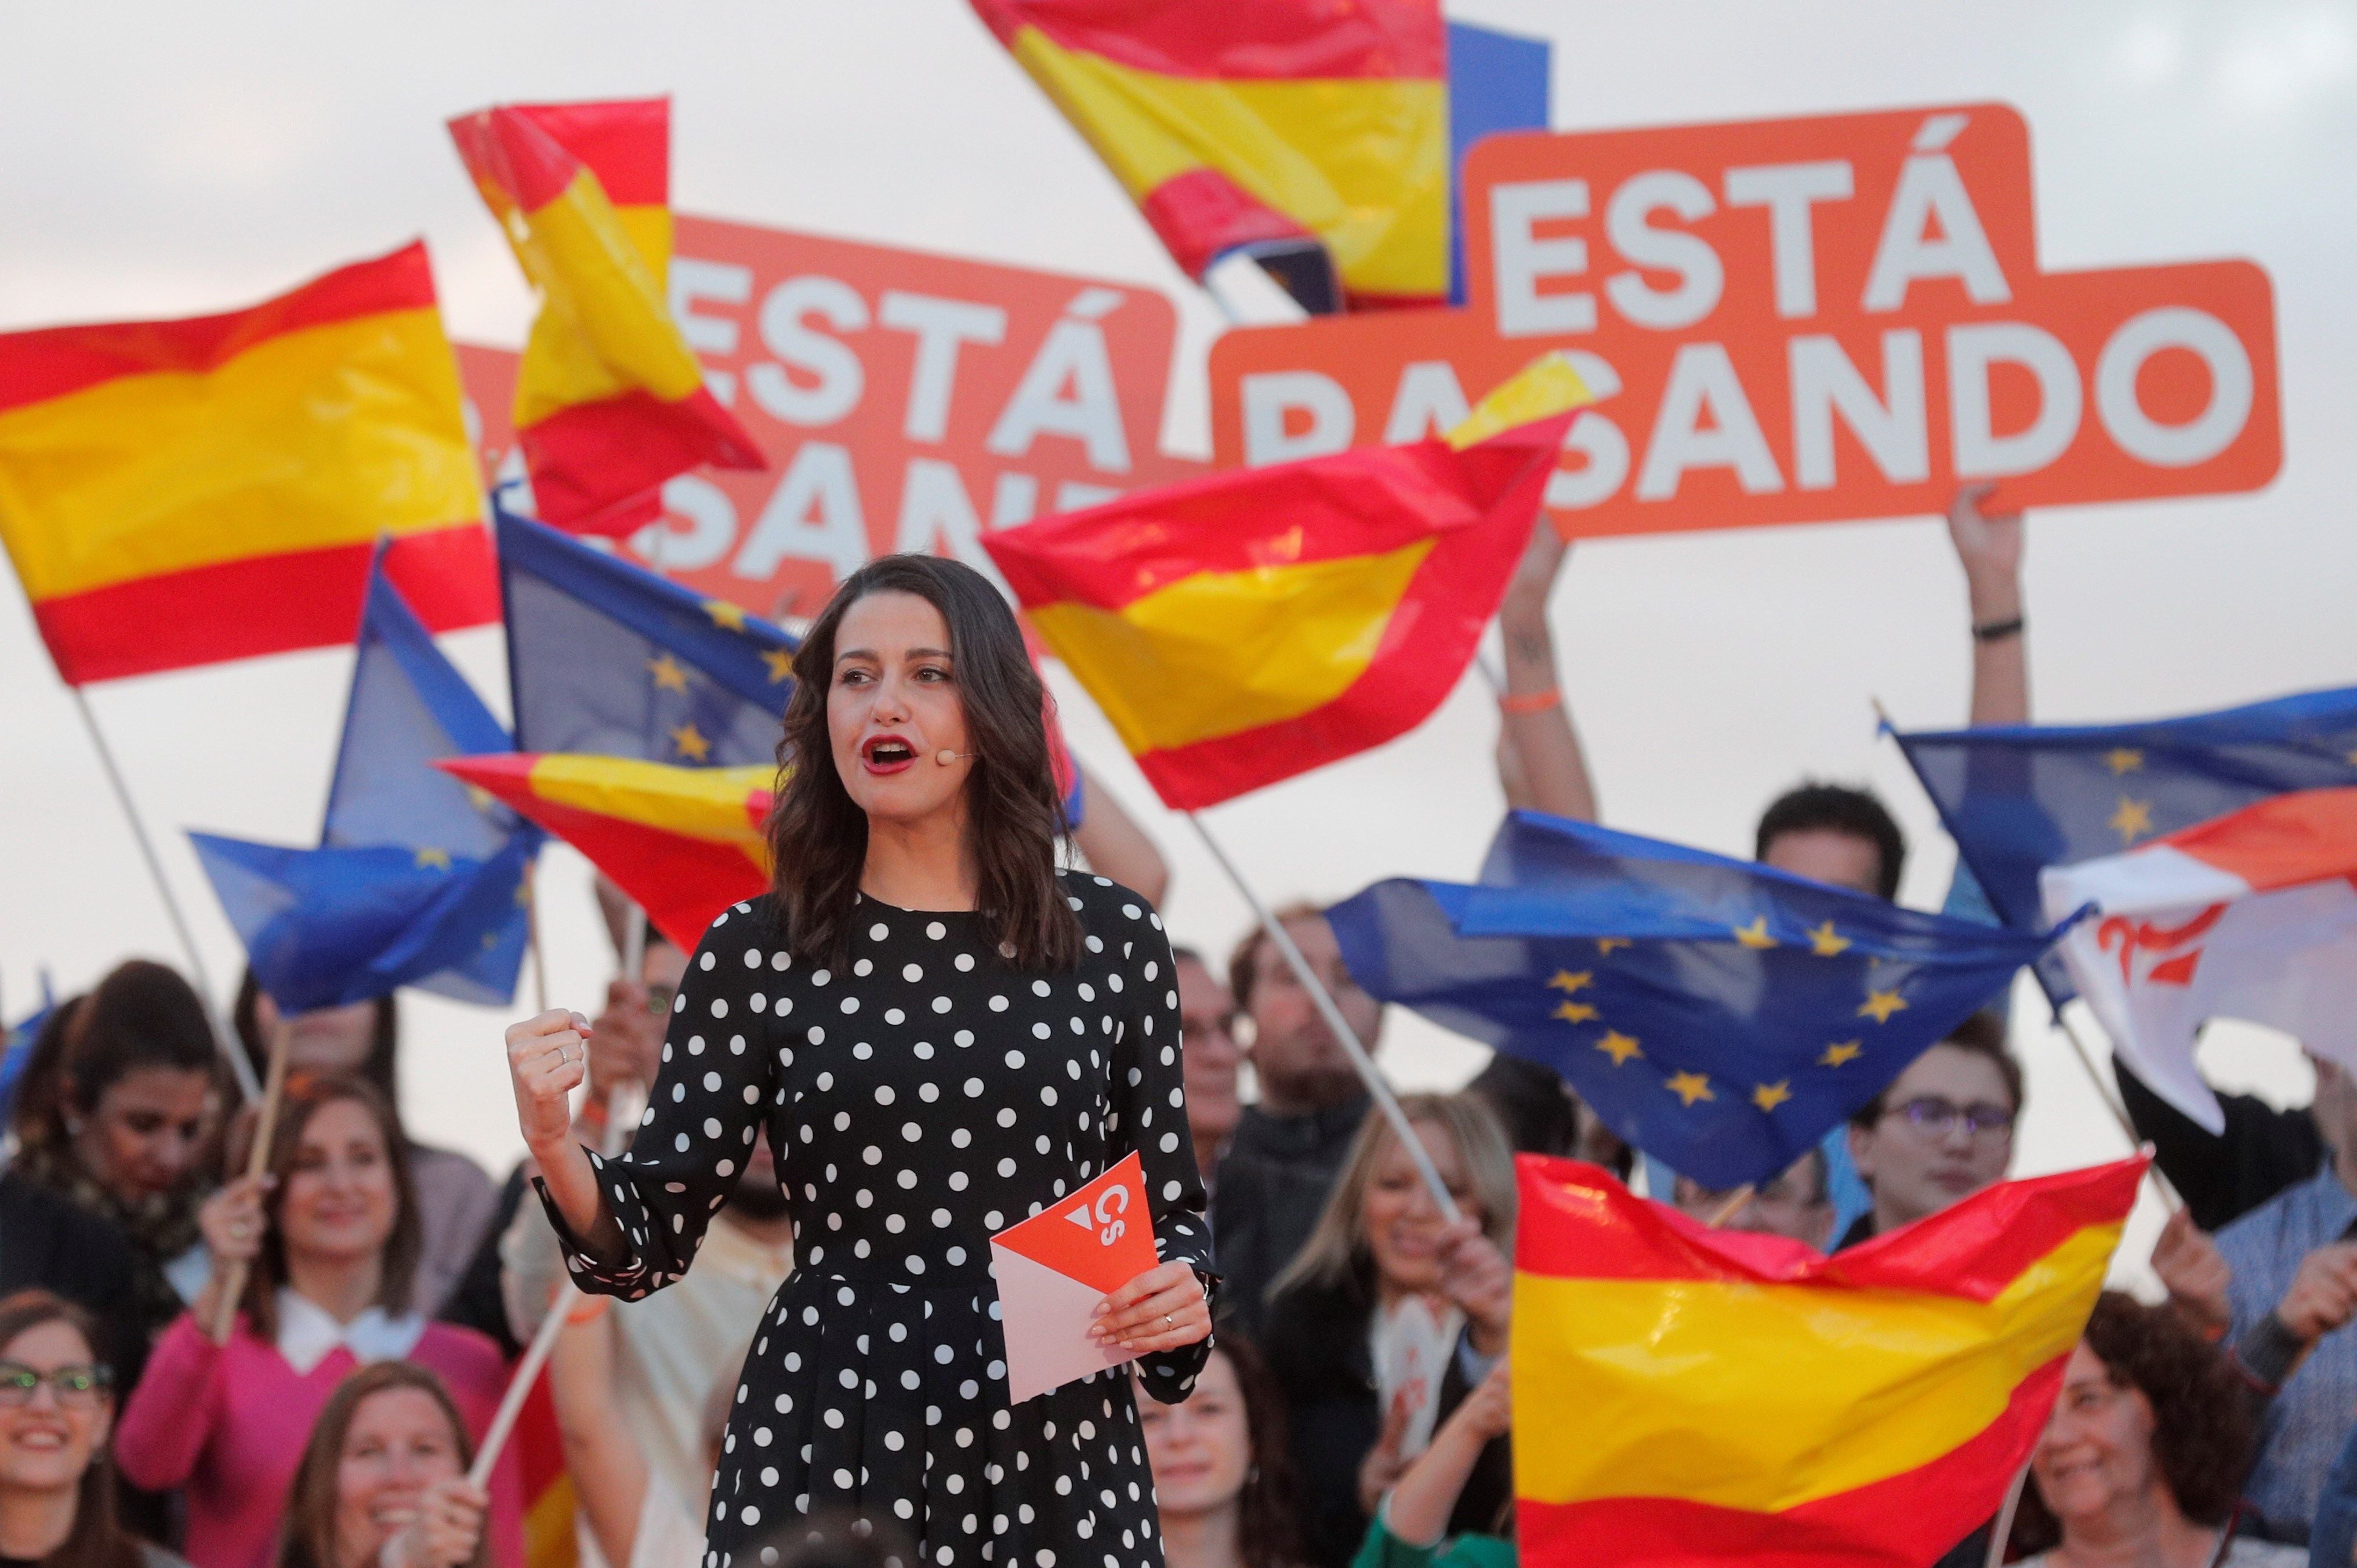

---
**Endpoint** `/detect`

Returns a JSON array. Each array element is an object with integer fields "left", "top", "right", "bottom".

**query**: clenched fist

[{"left": 506, "top": 1009, "right": 593, "bottom": 1159}]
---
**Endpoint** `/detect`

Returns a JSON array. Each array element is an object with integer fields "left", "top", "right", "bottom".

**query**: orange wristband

[{"left": 1498, "top": 687, "right": 1562, "bottom": 716}]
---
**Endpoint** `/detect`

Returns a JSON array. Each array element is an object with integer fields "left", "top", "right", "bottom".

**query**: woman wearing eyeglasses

[
  {"left": 1837, "top": 1012, "right": 2022, "bottom": 1249},
  {"left": 0, "top": 1289, "right": 188, "bottom": 1568}
]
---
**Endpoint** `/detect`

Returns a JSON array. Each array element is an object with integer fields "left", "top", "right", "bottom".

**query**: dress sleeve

[
  {"left": 538, "top": 902, "right": 779, "bottom": 1300},
  {"left": 1100, "top": 891, "right": 1214, "bottom": 1403}
]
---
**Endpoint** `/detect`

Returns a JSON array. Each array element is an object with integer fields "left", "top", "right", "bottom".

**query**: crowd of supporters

[{"left": 5, "top": 493, "right": 2354, "bottom": 1568}]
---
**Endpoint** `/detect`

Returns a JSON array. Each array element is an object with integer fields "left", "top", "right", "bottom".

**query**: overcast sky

[{"left": 5, "top": 0, "right": 2352, "bottom": 1277}]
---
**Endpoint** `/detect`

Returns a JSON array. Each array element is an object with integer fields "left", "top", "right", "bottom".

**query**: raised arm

[
  {"left": 1495, "top": 525, "right": 1597, "bottom": 822},
  {"left": 1947, "top": 482, "right": 2028, "bottom": 727},
  {"left": 1072, "top": 767, "right": 1170, "bottom": 908},
  {"left": 514, "top": 902, "right": 780, "bottom": 1299},
  {"left": 543, "top": 1298, "right": 649, "bottom": 1568}
]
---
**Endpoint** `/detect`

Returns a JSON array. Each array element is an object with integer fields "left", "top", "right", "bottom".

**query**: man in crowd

[
  {"left": 1211, "top": 904, "right": 1381, "bottom": 1334},
  {"left": 1173, "top": 947, "right": 1242, "bottom": 1205},
  {"left": 1839, "top": 1013, "right": 2020, "bottom": 1247},
  {"left": 2201, "top": 1052, "right": 2357, "bottom": 1540},
  {"left": 1483, "top": 488, "right": 2029, "bottom": 1205}
]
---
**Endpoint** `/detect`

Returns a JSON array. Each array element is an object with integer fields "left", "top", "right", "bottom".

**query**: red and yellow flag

[
  {"left": 1513, "top": 1153, "right": 2145, "bottom": 1568},
  {"left": 447, "top": 98, "right": 762, "bottom": 535},
  {"left": 0, "top": 242, "right": 495, "bottom": 684},
  {"left": 983, "top": 360, "right": 1583, "bottom": 810},
  {"left": 970, "top": 0, "right": 1448, "bottom": 308},
  {"left": 440, "top": 754, "right": 773, "bottom": 949}
]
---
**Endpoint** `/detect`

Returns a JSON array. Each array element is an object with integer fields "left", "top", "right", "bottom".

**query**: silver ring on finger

[{"left": 1162, "top": 1313, "right": 1174, "bottom": 1332}]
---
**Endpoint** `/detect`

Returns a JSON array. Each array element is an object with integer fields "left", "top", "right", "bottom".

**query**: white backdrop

[{"left": 5, "top": 1, "right": 2352, "bottom": 1282}]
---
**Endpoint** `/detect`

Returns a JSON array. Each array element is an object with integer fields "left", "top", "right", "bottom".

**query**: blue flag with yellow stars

[
  {"left": 190, "top": 834, "right": 539, "bottom": 1014},
  {"left": 1891, "top": 685, "right": 2357, "bottom": 1005},
  {"left": 191, "top": 558, "right": 538, "bottom": 1011},
  {"left": 327, "top": 562, "right": 523, "bottom": 856},
  {"left": 498, "top": 501, "right": 799, "bottom": 768},
  {"left": 1325, "top": 812, "right": 2066, "bottom": 1190}
]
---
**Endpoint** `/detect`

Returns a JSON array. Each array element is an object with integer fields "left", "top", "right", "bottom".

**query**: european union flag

[
  {"left": 190, "top": 560, "right": 537, "bottom": 1011},
  {"left": 498, "top": 502, "right": 799, "bottom": 767},
  {"left": 1891, "top": 685, "right": 2357, "bottom": 1003},
  {"left": 327, "top": 565, "right": 520, "bottom": 856},
  {"left": 190, "top": 835, "right": 537, "bottom": 1014},
  {"left": 1326, "top": 812, "right": 2063, "bottom": 1190}
]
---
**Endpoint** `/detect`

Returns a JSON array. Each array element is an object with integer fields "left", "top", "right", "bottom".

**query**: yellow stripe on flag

[
  {"left": 1448, "top": 353, "right": 1595, "bottom": 451},
  {"left": 1007, "top": 26, "right": 1446, "bottom": 300},
  {"left": 1029, "top": 538, "right": 1435, "bottom": 756},
  {"left": 0, "top": 307, "right": 479, "bottom": 600},
  {"left": 528, "top": 756, "right": 774, "bottom": 858},
  {"left": 1512, "top": 1221, "right": 2120, "bottom": 1513},
  {"left": 511, "top": 177, "right": 702, "bottom": 426}
]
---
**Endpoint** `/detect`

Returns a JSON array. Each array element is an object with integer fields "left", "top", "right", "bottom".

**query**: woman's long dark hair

[
  {"left": 766, "top": 554, "right": 1082, "bottom": 972},
  {"left": 13, "top": 961, "right": 216, "bottom": 1162},
  {"left": 277, "top": 1362, "right": 488, "bottom": 1568},
  {"left": 0, "top": 1291, "right": 141, "bottom": 1568},
  {"left": 1218, "top": 1336, "right": 1310, "bottom": 1568}
]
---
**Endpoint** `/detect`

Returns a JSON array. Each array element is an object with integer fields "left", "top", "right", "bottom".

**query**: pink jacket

[{"left": 114, "top": 1310, "right": 523, "bottom": 1568}]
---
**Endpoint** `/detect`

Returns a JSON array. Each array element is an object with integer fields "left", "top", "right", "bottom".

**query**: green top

[{"left": 1350, "top": 1513, "right": 1516, "bottom": 1568}]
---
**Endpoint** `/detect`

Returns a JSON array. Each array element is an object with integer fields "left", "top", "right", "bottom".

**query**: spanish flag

[
  {"left": 1513, "top": 1153, "right": 2144, "bottom": 1568},
  {"left": 970, "top": 0, "right": 1448, "bottom": 308},
  {"left": 982, "top": 360, "right": 1583, "bottom": 810},
  {"left": 0, "top": 243, "right": 495, "bottom": 685},
  {"left": 447, "top": 97, "right": 762, "bottom": 535},
  {"left": 438, "top": 753, "right": 773, "bottom": 949}
]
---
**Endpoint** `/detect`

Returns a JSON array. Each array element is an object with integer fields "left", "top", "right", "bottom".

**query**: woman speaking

[{"left": 507, "top": 555, "right": 1213, "bottom": 1568}]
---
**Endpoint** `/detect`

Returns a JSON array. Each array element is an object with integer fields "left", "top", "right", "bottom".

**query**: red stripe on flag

[
  {"left": 2154, "top": 787, "right": 2357, "bottom": 894},
  {"left": 0, "top": 243, "right": 440, "bottom": 413},
  {"left": 991, "top": 427, "right": 1564, "bottom": 613},
  {"left": 971, "top": 0, "right": 1444, "bottom": 80},
  {"left": 1514, "top": 1155, "right": 2146, "bottom": 1304},
  {"left": 1137, "top": 168, "right": 1315, "bottom": 280},
  {"left": 445, "top": 760, "right": 770, "bottom": 951},
  {"left": 1517, "top": 1353, "right": 2069, "bottom": 1568},
  {"left": 32, "top": 524, "right": 496, "bottom": 685},
  {"left": 520, "top": 385, "right": 764, "bottom": 535},
  {"left": 1132, "top": 521, "right": 1521, "bottom": 808},
  {"left": 506, "top": 98, "right": 668, "bottom": 207}
]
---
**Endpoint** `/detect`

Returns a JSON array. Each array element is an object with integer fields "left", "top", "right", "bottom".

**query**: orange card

[{"left": 989, "top": 1152, "right": 1159, "bottom": 1402}]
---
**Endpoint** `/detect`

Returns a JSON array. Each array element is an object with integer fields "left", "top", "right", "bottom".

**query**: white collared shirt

[{"left": 274, "top": 1288, "right": 427, "bottom": 1375}]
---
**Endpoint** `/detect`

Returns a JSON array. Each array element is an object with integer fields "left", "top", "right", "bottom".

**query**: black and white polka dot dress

[{"left": 544, "top": 872, "right": 1213, "bottom": 1568}]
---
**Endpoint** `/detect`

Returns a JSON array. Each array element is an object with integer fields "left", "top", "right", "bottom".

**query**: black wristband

[{"left": 1972, "top": 616, "right": 2025, "bottom": 643}]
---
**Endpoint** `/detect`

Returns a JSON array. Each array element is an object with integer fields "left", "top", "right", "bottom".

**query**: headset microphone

[{"left": 935, "top": 749, "right": 975, "bottom": 766}]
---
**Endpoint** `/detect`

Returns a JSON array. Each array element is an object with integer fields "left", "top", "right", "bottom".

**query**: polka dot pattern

[{"left": 541, "top": 873, "right": 1207, "bottom": 1568}]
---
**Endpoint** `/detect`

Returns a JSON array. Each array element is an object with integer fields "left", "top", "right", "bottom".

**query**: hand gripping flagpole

[
  {"left": 469, "top": 1077, "right": 647, "bottom": 1489},
  {"left": 208, "top": 1025, "right": 292, "bottom": 1342},
  {"left": 1184, "top": 813, "right": 1463, "bottom": 1226},
  {"left": 70, "top": 688, "right": 261, "bottom": 1102}
]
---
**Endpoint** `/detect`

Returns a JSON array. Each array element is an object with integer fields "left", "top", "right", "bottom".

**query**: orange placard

[
  {"left": 459, "top": 214, "right": 1203, "bottom": 618},
  {"left": 1208, "top": 104, "right": 2280, "bottom": 538}
]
